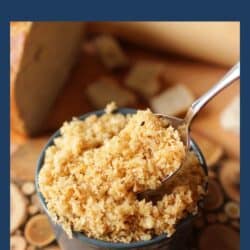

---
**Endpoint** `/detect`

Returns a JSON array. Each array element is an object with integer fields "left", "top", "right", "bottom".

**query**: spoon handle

[{"left": 184, "top": 62, "right": 240, "bottom": 127}]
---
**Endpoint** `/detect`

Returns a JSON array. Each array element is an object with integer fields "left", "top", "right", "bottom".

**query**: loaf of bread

[
  {"left": 88, "top": 22, "right": 239, "bottom": 66},
  {"left": 11, "top": 22, "right": 84, "bottom": 135}
]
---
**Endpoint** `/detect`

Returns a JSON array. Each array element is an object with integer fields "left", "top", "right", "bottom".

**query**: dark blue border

[
  {"left": 0, "top": 20, "right": 10, "bottom": 250},
  {"left": 1, "top": 0, "right": 242, "bottom": 21},
  {"left": 241, "top": 19, "right": 249, "bottom": 250},
  {"left": 0, "top": 2, "right": 247, "bottom": 249}
]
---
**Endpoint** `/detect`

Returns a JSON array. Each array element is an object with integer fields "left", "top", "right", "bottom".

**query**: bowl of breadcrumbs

[{"left": 36, "top": 103, "right": 207, "bottom": 250}]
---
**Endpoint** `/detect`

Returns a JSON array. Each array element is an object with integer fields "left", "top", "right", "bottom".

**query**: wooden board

[{"left": 11, "top": 40, "right": 239, "bottom": 159}]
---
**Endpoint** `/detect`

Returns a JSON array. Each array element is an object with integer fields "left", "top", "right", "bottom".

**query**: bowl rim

[{"left": 35, "top": 108, "right": 208, "bottom": 249}]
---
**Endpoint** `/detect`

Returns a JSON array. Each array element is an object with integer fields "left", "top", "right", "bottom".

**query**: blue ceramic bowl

[{"left": 35, "top": 108, "right": 208, "bottom": 250}]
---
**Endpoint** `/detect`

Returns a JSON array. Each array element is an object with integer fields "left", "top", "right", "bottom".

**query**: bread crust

[
  {"left": 10, "top": 22, "right": 84, "bottom": 135},
  {"left": 10, "top": 22, "right": 32, "bottom": 134}
]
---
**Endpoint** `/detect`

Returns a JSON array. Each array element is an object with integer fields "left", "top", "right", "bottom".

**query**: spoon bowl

[
  {"left": 137, "top": 114, "right": 188, "bottom": 202},
  {"left": 138, "top": 62, "right": 240, "bottom": 202}
]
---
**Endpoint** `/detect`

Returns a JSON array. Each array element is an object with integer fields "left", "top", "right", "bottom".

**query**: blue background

[{"left": 1, "top": 1, "right": 247, "bottom": 249}]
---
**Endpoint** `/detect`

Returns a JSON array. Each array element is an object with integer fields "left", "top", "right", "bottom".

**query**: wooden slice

[
  {"left": 15, "top": 229, "right": 22, "bottom": 236},
  {"left": 31, "top": 194, "right": 43, "bottom": 212},
  {"left": 21, "top": 182, "right": 35, "bottom": 196},
  {"left": 44, "top": 246, "right": 61, "bottom": 250},
  {"left": 10, "top": 235, "right": 27, "bottom": 250},
  {"left": 217, "top": 212, "right": 228, "bottom": 223},
  {"left": 11, "top": 183, "right": 27, "bottom": 233},
  {"left": 28, "top": 205, "right": 40, "bottom": 215},
  {"left": 194, "top": 215, "right": 206, "bottom": 229},
  {"left": 11, "top": 137, "right": 49, "bottom": 182},
  {"left": 24, "top": 214, "right": 55, "bottom": 247},
  {"left": 231, "top": 220, "right": 240, "bottom": 230},
  {"left": 219, "top": 160, "right": 240, "bottom": 202},
  {"left": 199, "top": 224, "right": 239, "bottom": 250},
  {"left": 204, "top": 179, "right": 224, "bottom": 211},
  {"left": 26, "top": 245, "right": 36, "bottom": 250},
  {"left": 11, "top": 144, "right": 20, "bottom": 155},
  {"left": 224, "top": 201, "right": 240, "bottom": 219},
  {"left": 206, "top": 213, "right": 217, "bottom": 224}
]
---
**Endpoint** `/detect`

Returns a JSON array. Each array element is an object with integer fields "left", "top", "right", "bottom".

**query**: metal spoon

[{"left": 137, "top": 62, "right": 240, "bottom": 202}]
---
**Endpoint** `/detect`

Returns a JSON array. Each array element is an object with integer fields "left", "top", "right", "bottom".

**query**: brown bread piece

[
  {"left": 150, "top": 84, "right": 194, "bottom": 116},
  {"left": 94, "top": 35, "right": 128, "bottom": 69},
  {"left": 88, "top": 22, "right": 239, "bottom": 66},
  {"left": 125, "top": 62, "right": 163, "bottom": 97},
  {"left": 86, "top": 77, "right": 136, "bottom": 108},
  {"left": 10, "top": 22, "right": 84, "bottom": 135}
]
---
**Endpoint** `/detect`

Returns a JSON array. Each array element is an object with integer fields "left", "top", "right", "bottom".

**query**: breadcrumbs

[
  {"left": 39, "top": 105, "right": 205, "bottom": 243},
  {"left": 105, "top": 101, "right": 117, "bottom": 114}
]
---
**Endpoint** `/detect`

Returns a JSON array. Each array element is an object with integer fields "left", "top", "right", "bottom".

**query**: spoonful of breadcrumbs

[{"left": 138, "top": 62, "right": 240, "bottom": 202}]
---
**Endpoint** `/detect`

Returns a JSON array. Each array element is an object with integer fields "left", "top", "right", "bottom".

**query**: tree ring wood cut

[
  {"left": 199, "top": 224, "right": 239, "bottom": 250},
  {"left": 11, "top": 183, "right": 27, "bottom": 233},
  {"left": 11, "top": 138, "right": 49, "bottom": 182},
  {"left": 204, "top": 179, "right": 224, "bottom": 211},
  {"left": 10, "top": 235, "right": 27, "bottom": 250},
  {"left": 219, "top": 160, "right": 240, "bottom": 202},
  {"left": 24, "top": 214, "right": 55, "bottom": 247}
]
